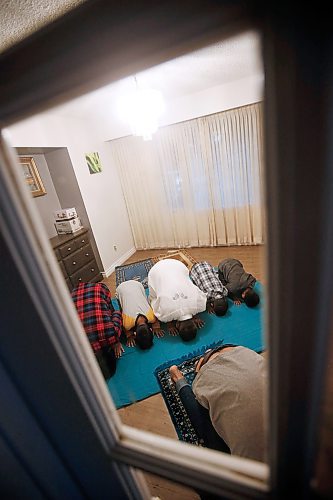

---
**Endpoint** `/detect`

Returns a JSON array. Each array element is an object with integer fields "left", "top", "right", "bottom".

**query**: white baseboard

[{"left": 101, "top": 246, "right": 136, "bottom": 278}]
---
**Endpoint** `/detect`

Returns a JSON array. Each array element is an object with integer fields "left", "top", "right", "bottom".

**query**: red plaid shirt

[{"left": 71, "top": 282, "right": 122, "bottom": 352}]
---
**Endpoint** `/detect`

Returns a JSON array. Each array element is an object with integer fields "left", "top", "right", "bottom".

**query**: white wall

[
  {"left": 7, "top": 72, "right": 262, "bottom": 272},
  {"left": 161, "top": 75, "right": 263, "bottom": 129},
  {"left": 57, "top": 123, "right": 135, "bottom": 275},
  {"left": 95, "top": 74, "right": 263, "bottom": 141},
  {"left": 8, "top": 114, "right": 135, "bottom": 275}
]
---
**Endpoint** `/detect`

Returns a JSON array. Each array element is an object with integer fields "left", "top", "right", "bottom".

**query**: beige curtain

[{"left": 110, "top": 102, "right": 265, "bottom": 249}]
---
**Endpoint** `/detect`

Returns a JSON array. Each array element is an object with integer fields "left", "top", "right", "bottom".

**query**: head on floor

[
  {"left": 212, "top": 296, "right": 228, "bottom": 316},
  {"left": 242, "top": 288, "right": 260, "bottom": 308},
  {"left": 177, "top": 318, "right": 197, "bottom": 341},
  {"left": 135, "top": 323, "right": 154, "bottom": 349}
]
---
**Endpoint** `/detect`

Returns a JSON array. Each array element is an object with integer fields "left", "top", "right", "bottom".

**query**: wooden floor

[
  {"left": 103, "top": 245, "right": 333, "bottom": 497},
  {"left": 103, "top": 246, "right": 266, "bottom": 297},
  {"left": 103, "top": 245, "right": 265, "bottom": 499}
]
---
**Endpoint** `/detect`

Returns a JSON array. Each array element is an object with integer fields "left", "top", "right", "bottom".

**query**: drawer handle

[
  {"left": 67, "top": 247, "right": 71, "bottom": 251},
  {"left": 72, "top": 261, "right": 76, "bottom": 265},
  {"left": 81, "top": 239, "right": 86, "bottom": 244},
  {"left": 85, "top": 253, "right": 90, "bottom": 257},
  {"left": 91, "top": 268, "right": 95, "bottom": 272}
]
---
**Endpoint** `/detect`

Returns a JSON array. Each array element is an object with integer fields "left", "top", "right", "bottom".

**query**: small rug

[
  {"left": 115, "top": 258, "right": 154, "bottom": 289},
  {"left": 154, "top": 345, "right": 221, "bottom": 445},
  {"left": 152, "top": 249, "right": 198, "bottom": 270},
  {"left": 107, "top": 282, "right": 264, "bottom": 408}
]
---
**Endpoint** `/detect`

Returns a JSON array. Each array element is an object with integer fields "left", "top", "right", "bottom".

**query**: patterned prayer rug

[
  {"left": 154, "top": 343, "right": 224, "bottom": 446},
  {"left": 152, "top": 249, "right": 198, "bottom": 270},
  {"left": 115, "top": 258, "right": 154, "bottom": 288},
  {"left": 155, "top": 356, "right": 202, "bottom": 445}
]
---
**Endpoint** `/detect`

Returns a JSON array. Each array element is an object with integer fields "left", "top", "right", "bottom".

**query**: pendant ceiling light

[{"left": 119, "top": 76, "right": 165, "bottom": 140}]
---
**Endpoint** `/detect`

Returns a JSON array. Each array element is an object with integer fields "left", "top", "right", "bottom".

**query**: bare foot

[{"left": 169, "top": 365, "right": 185, "bottom": 383}]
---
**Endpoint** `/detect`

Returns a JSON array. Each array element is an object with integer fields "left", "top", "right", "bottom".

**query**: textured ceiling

[
  {"left": 0, "top": 0, "right": 85, "bottom": 53},
  {"left": 0, "top": 2, "right": 263, "bottom": 119},
  {"left": 133, "top": 32, "right": 262, "bottom": 96},
  {"left": 56, "top": 30, "right": 263, "bottom": 118}
]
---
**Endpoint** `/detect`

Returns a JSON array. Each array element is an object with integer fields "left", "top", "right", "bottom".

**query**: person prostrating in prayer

[
  {"left": 148, "top": 258, "right": 206, "bottom": 341},
  {"left": 116, "top": 279, "right": 164, "bottom": 349}
]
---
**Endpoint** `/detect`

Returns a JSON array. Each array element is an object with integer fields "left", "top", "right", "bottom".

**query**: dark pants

[
  {"left": 95, "top": 347, "right": 117, "bottom": 379},
  {"left": 178, "top": 385, "right": 230, "bottom": 454},
  {"left": 178, "top": 385, "right": 230, "bottom": 500}
]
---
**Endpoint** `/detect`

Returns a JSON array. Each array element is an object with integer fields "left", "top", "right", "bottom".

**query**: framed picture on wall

[
  {"left": 85, "top": 151, "right": 103, "bottom": 174},
  {"left": 19, "top": 156, "right": 47, "bottom": 197}
]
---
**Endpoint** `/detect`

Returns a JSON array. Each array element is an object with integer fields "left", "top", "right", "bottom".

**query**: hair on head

[
  {"left": 244, "top": 289, "right": 260, "bottom": 308},
  {"left": 178, "top": 319, "right": 197, "bottom": 341},
  {"left": 213, "top": 297, "right": 228, "bottom": 316},
  {"left": 136, "top": 323, "right": 153, "bottom": 350}
]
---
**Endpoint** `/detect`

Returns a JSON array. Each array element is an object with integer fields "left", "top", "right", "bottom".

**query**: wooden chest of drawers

[{"left": 50, "top": 228, "right": 101, "bottom": 291}]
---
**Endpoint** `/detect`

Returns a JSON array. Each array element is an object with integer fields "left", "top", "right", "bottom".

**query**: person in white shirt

[
  {"left": 116, "top": 280, "right": 164, "bottom": 349},
  {"left": 148, "top": 258, "right": 207, "bottom": 341}
]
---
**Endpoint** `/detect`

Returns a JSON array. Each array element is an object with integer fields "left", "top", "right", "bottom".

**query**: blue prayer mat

[
  {"left": 107, "top": 282, "right": 264, "bottom": 408},
  {"left": 115, "top": 258, "right": 154, "bottom": 289}
]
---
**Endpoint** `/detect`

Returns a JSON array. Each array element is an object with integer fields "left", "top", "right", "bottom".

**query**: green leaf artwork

[{"left": 85, "top": 152, "right": 102, "bottom": 174}]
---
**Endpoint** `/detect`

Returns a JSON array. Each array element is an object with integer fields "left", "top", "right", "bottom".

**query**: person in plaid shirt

[
  {"left": 190, "top": 261, "right": 228, "bottom": 316},
  {"left": 71, "top": 282, "right": 123, "bottom": 379}
]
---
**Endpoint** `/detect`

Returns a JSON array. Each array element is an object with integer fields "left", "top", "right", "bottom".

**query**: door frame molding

[{"left": 1, "top": 0, "right": 332, "bottom": 497}]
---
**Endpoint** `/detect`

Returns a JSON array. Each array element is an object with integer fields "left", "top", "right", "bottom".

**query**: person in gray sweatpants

[
  {"left": 169, "top": 345, "right": 267, "bottom": 462},
  {"left": 218, "top": 258, "right": 260, "bottom": 307}
]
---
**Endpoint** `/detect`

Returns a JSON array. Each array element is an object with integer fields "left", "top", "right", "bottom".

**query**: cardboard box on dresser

[
  {"left": 53, "top": 207, "right": 77, "bottom": 220},
  {"left": 53, "top": 207, "right": 82, "bottom": 234}
]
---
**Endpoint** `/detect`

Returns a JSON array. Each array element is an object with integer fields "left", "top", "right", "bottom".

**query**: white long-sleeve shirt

[
  {"left": 148, "top": 258, "right": 207, "bottom": 322},
  {"left": 116, "top": 280, "right": 156, "bottom": 331}
]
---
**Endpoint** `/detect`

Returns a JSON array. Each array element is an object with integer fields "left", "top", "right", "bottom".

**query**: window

[{"left": 0, "top": 1, "right": 330, "bottom": 498}]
